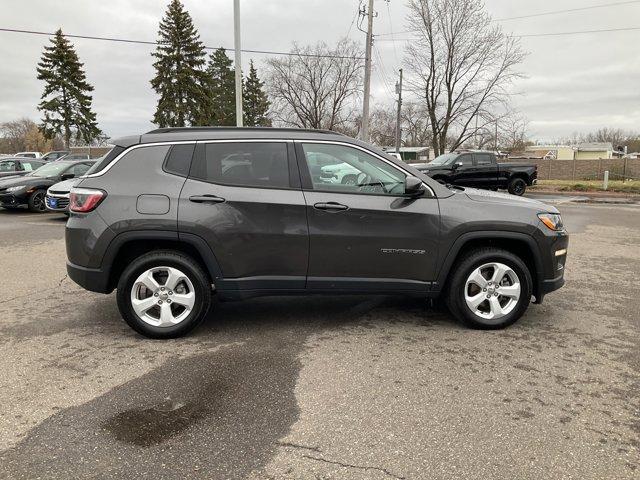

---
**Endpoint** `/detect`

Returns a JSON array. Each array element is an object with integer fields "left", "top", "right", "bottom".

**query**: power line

[
  {"left": 376, "top": 26, "right": 640, "bottom": 41},
  {"left": 0, "top": 27, "right": 366, "bottom": 60},
  {"left": 494, "top": 0, "right": 640, "bottom": 22},
  {"left": 375, "top": 0, "right": 640, "bottom": 36}
]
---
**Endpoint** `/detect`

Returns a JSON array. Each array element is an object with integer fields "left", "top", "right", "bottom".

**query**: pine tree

[
  {"left": 151, "top": 0, "right": 207, "bottom": 127},
  {"left": 36, "top": 29, "right": 101, "bottom": 148},
  {"left": 243, "top": 61, "right": 271, "bottom": 127},
  {"left": 202, "top": 48, "right": 236, "bottom": 126}
]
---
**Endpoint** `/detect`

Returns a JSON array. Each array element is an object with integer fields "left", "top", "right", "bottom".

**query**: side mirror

[
  {"left": 451, "top": 162, "right": 463, "bottom": 170},
  {"left": 404, "top": 175, "right": 426, "bottom": 197},
  {"left": 60, "top": 173, "right": 75, "bottom": 180}
]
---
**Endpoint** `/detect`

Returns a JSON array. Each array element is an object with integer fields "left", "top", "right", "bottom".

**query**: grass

[{"left": 533, "top": 179, "right": 640, "bottom": 194}]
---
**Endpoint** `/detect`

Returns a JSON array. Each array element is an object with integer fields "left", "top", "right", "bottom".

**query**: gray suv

[{"left": 66, "top": 127, "right": 568, "bottom": 338}]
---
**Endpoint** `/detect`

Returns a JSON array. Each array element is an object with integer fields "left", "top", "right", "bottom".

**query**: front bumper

[{"left": 0, "top": 193, "right": 26, "bottom": 207}]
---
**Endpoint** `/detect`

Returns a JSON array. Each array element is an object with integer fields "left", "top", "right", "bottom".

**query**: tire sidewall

[
  {"left": 116, "top": 253, "right": 211, "bottom": 338},
  {"left": 508, "top": 178, "right": 526, "bottom": 196},
  {"left": 449, "top": 250, "right": 532, "bottom": 329},
  {"left": 28, "top": 189, "right": 47, "bottom": 213}
]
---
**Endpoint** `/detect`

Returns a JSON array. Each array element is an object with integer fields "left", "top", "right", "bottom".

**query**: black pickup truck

[{"left": 411, "top": 151, "right": 537, "bottom": 195}]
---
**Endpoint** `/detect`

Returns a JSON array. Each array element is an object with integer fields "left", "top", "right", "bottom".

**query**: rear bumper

[{"left": 67, "top": 261, "right": 112, "bottom": 294}]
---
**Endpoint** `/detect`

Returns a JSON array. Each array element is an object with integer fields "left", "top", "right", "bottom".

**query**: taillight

[{"left": 69, "top": 188, "right": 106, "bottom": 213}]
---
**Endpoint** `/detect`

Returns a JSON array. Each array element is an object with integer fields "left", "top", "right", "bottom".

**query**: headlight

[
  {"left": 538, "top": 213, "right": 564, "bottom": 231},
  {"left": 6, "top": 185, "right": 25, "bottom": 192}
]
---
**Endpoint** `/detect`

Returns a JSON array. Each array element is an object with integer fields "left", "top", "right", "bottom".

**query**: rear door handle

[
  {"left": 313, "top": 202, "right": 349, "bottom": 212},
  {"left": 189, "top": 195, "right": 226, "bottom": 204}
]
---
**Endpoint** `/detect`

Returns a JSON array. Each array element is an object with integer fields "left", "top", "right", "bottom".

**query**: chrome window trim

[
  {"left": 82, "top": 141, "right": 193, "bottom": 178},
  {"left": 294, "top": 139, "right": 436, "bottom": 197},
  {"left": 82, "top": 139, "right": 292, "bottom": 178}
]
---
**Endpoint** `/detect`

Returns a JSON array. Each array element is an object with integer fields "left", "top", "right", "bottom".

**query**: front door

[
  {"left": 296, "top": 142, "right": 440, "bottom": 293},
  {"left": 179, "top": 141, "right": 308, "bottom": 291}
]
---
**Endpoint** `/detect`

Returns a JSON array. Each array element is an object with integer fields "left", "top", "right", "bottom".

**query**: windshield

[
  {"left": 27, "top": 161, "right": 73, "bottom": 177},
  {"left": 429, "top": 153, "right": 459, "bottom": 166}
]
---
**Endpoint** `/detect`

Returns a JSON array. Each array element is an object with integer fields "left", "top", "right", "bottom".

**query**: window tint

[
  {"left": 69, "top": 163, "right": 93, "bottom": 176},
  {"left": 164, "top": 144, "right": 195, "bottom": 177},
  {"left": 302, "top": 143, "right": 406, "bottom": 196},
  {"left": 457, "top": 154, "right": 473, "bottom": 166},
  {"left": 0, "top": 161, "right": 16, "bottom": 172},
  {"left": 475, "top": 153, "right": 492, "bottom": 165},
  {"left": 192, "top": 142, "right": 290, "bottom": 189}
]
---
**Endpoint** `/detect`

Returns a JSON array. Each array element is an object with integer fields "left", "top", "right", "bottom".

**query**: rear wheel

[
  {"left": 446, "top": 248, "right": 532, "bottom": 329},
  {"left": 508, "top": 177, "right": 527, "bottom": 196},
  {"left": 116, "top": 250, "right": 212, "bottom": 338},
  {"left": 28, "top": 189, "right": 47, "bottom": 213}
]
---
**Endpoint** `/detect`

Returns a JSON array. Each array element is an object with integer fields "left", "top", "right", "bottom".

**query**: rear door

[
  {"left": 296, "top": 141, "right": 440, "bottom": 293},
  {"left": 178, "top": 140, "right": 308, "bottom": 291}
]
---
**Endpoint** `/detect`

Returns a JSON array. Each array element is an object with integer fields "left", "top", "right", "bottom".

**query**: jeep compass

[{"left": 65, "top": 127, "right": 568, "bottom": 338}]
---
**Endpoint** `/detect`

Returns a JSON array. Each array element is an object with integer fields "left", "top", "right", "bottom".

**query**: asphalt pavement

[{"left": 0, "top": 200, "right": 638, "bottom": 479}]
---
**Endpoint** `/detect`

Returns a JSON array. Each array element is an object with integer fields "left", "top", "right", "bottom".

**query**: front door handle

[
  {"left": 313, "top": 202, "right": 349, "bottom": 212},
  {"left": 189, "top": 195, "right": 226, "bottom": 204}
]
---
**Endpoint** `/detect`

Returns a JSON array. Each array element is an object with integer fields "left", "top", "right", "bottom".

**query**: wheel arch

[
  {"left": 103, "top": 231, "right": 223, "bottom": 292},
  {"left": 435, "top": 231, "right": 543, "bottom": 301}
]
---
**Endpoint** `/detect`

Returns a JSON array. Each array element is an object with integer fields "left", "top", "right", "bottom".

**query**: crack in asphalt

[
  {"left": 277, "top": 441, "right": 322, "bottom": 452},
  {"left": 302, "top": 453, "right": 406, "bottom": 479}
]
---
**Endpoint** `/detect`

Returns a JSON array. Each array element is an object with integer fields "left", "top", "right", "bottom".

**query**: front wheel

[
  {"left": 508, "top": 177, "right": 527, "bottom": 196},
  {"left": 28, "top": 189, "right": 47, "bottom": 213},
  {"left": 445, "top": 248, "right": 532, "bottom": 329},
  {"left": 116, "top": 250, "right": 212, "bottom": 338}
]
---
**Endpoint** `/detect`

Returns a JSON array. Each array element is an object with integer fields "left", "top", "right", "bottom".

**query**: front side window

[
  {"left": 302, "top": 143, "right": 406, "bottom": 196},
  {"left": 191, "top": 142, "right": 290, "bottom": 189}
]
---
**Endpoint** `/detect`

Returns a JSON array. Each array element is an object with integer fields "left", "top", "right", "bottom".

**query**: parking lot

[{"left": 0, "top": 199, "right": 638, "bottom": 479}]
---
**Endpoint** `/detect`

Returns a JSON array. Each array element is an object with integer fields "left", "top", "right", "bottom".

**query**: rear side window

[
  {"left": 85, "top": 146, "right": 124, "bottom": 175},
  {"left": 191, "top": 142, "right": 290, "bottom": 189},
  {"left": 164, "top": 144, "right": 195, "bottom": 177},
  {"left": 457, "top": 154, "right": 473, "bottom": 166}
]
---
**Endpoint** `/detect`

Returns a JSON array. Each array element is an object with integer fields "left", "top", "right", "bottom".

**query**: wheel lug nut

[
  {"left": 494, "top": 293, "right": 499, "bottom": 296},
  {"left": 158, "top": 300, "right": 163, "bottom": 304},
  {"left": 167, "top": 299, "right": 171, "bottom": 304},
  {"left": 154, "top": 293, "right": 159, "bottom": 297},
  {"left": 169, "top": 291, "right": 173, "bottom": 295},
  {"left": 161, "top": 287, "right": 165, "bottom": 291},
  {"left": 483, "top": 288, "right": 487, "bottom": 292},
  {"left": 486, "top": 295, "right": 491, "bottom": 298}
]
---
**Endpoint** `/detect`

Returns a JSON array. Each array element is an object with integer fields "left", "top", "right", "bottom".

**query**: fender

[
  {"left": 433, "top": 230, "right": 544, "bottom": 296},
  {"left": 100, "top": 230, "right": 224, "bottom": 286}
]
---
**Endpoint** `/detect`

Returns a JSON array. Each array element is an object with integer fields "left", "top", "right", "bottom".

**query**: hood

[
  {"left": 461, "top": 187, "right": 559, "bottom": 213},
  {"left": 0, "top": 174, "right": 54, "bottom": 189},
  {"left": 48, "top": 178, "right": 80, "bottom": 193}
]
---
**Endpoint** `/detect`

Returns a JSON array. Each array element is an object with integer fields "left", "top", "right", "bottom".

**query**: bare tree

[
  {"left": 498, "top": 112, "right": 529, "bottom": 151},
  {"left": 265, "top": 39, "right": 364, "bottom": 131},
  {"left": 406, "top": 0, "right": 526, "bottom": 156},
  {"left": 0, "top": 118, "right": 63, "bottom": 153},
  {"left": 401, "top": 101, "right": 431, "bottom": 147}
]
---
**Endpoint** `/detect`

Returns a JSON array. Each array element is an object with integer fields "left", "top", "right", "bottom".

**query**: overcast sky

[{"left": 1, "top": 0, "right": 639, "bottom": 142}]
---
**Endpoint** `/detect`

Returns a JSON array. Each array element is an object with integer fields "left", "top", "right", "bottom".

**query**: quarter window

[
  {"left": 301, "top": 143, "right": 406, "bottom": 196},
  {"left": 191, "top": 142, "right": 290, "bottom": 189},
  {"left": 164, "top": 144, "right": 195, "bottom": 177}
]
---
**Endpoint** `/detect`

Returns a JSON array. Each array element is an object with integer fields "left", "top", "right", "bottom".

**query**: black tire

[
  {"left": 28, "top": 189, "right": 47, "bottom": 213},
  {"left": 507, "top": 177, "right": 527, "bottom": 196},
  {"left": 445, "top": 248, "right": 532, "bottom": 329},
  {"left": 116, "top": 250, "right": 212, "bottom": 339}
]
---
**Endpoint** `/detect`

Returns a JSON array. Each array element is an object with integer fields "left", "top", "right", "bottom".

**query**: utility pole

[
  {"left": 361, "top": 0, "right": 375, "bottom": 142},
  {"left": 395, "top": 68, "right": 403, "bottom": 154},
  {"left": 494, "top": 119, "right": 498, "bottom": 152},
  {"left": 233, "top": 0, "right": 243, "bottom": 127}
]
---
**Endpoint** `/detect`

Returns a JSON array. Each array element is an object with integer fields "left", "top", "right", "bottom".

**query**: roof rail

[{"left": 145, "top": 126, "right": 345, "bottom": 136}]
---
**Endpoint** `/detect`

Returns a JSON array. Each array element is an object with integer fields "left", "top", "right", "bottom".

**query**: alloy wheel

[
  {"left": 130, "top": 266, "right": 196, "bottom": 327},
  {"left": 464, "top": 262, "right": 521, "bottom": 323}
]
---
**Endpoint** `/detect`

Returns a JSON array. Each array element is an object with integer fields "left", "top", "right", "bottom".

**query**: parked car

[
  {"left": 411, "top": 151, "right": 538, "bottom": 195},
  {"left": 65, "top": 127, "right": 568, "bottom": 338},
  {"left": 62, "top": 153, "right": 92, "bottom": 161},
  {"left": 41, "top": 150, "right": 71, "bottom": 161},
  {"left": 46, "top": 157, "right": 102, "bottom": 214},
  {"left": 0, "top": 160, "right": 94, "bottom": 212},
  {"left": 15, "top": 151, "right": 42, "bottom": 158},
  {"left": 0, "top": 157, "right": 46, "bottom": 179}
]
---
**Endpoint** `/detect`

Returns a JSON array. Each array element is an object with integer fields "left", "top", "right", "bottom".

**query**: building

[
  {"left": 382, "top": 146, "right": 430, "bottom": 163},
  {"left": 524, "top": 142, "right": 613, "bottom": 160}
]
